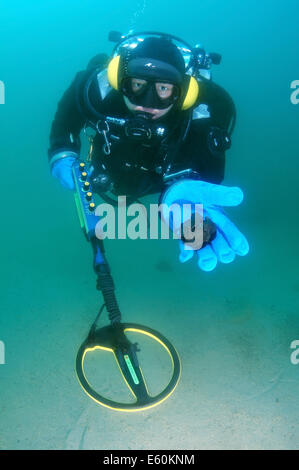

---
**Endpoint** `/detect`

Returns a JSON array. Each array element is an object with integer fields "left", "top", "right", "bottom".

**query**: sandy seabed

[{"left": 0, "top": 193, "right": 298, "bottom": 450}]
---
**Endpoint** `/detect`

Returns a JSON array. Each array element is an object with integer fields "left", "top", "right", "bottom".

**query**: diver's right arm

[{"left": 48, "top": 72, "right": 86, "bottom": 189}]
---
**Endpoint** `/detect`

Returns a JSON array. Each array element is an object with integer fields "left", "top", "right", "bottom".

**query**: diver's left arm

[
  {"left": 182, "top": 118, "right": 229, "bottom": 184},
  {"left": 160, "top": 120, "right": 249, "bottom": 271}
]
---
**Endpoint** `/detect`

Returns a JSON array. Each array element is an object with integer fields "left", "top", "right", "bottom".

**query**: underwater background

[{"left": 0, "top": 0, "right": 299, "bottom": 450}]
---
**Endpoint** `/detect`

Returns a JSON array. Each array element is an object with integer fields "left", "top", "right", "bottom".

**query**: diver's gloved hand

[
  {"left": 161, "top": 179, "right": 249, "bottom": 272},
  {"left": 51, "top": 155, "right": 77, "bottom": 190}
]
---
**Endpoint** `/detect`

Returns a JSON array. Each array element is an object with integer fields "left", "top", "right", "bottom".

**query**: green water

[{"left": 0, "top": 0, "right": 298, "bottom": 450}]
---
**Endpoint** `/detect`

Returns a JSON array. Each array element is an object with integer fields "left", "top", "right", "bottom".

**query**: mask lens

[
  {"left": 131, "top": 78, "right": 148, "bottom": 96},
  {"left": 155, "top": 82, "right": 175, "bottom": 100},
  {"left": 122, "top": 77, "right": 147, "bottom": 98}
]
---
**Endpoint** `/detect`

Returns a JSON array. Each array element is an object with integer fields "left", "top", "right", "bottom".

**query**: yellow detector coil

[{"left": 76, "top": 322, "right": 181, "bottom": 412}]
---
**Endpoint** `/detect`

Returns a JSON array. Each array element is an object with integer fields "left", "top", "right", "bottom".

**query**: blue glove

[
  {"left": 161, "top": 179, "right": 249, "bottom": 272},
  {"left": 51, "top": 156, "right": 77, "bottom": 190}
]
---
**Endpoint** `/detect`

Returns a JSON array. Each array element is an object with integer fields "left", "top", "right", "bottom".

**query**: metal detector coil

[{"left": 76, "top": 322, "right": 181, "bottom": 412}]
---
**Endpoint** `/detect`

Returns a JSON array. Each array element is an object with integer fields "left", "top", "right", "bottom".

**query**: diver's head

[
  {"left": 121, "top": 37, "right": 185, "bottom": 120},
  {"left": 109, "top": 36, "right": 189, "bottom": 120}
]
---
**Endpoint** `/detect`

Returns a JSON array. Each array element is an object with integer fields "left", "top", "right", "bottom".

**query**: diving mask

[{"left": 122, "top": 76, "right": 180, "bottom": 110}]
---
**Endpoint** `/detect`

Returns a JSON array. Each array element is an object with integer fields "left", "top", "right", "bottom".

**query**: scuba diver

[{"left": 49, "top": 31, "right": 249, "bottom": 271}]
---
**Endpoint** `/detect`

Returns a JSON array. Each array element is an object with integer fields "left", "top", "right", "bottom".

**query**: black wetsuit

[{"left": 48, "top": 62, "right": 235, "bottom": 199}]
